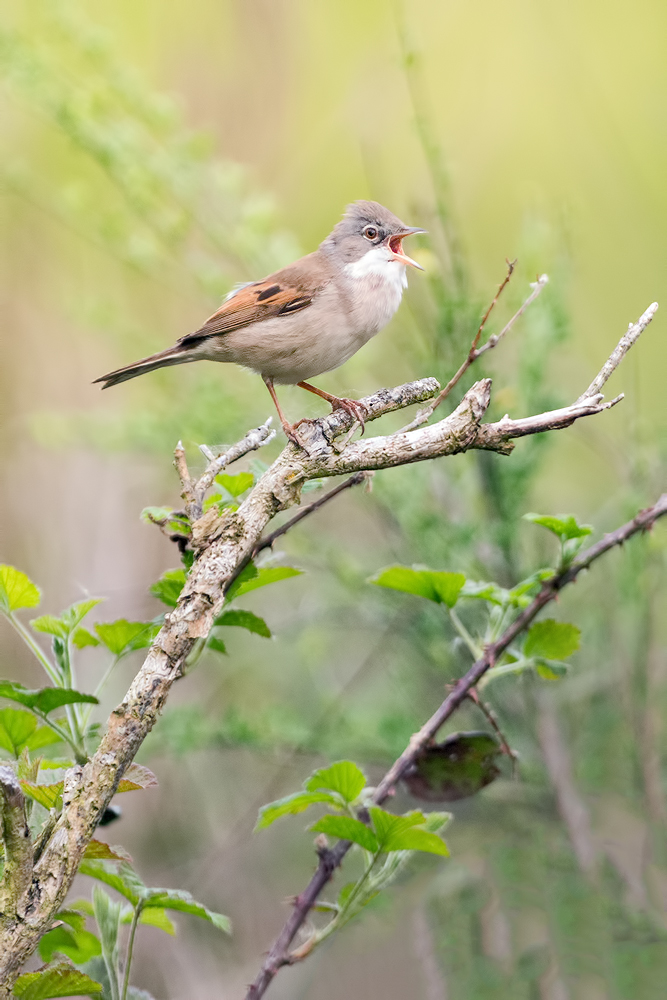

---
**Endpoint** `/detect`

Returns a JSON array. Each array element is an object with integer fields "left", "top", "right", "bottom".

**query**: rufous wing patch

[{"left": 178, "top": 278, "right": 314, "bottom": 345}]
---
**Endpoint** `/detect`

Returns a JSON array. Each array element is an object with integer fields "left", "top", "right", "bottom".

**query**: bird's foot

[
  {"left": 282, "top": 418, "right": 312, "bottom": 448},
  {"left": 328, "top": 396, "right": 368, "bottom": 435}
]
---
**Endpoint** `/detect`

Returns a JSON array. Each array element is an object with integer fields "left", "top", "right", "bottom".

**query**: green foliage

[
  {"left": 215, "top": 472, "right": 255, "bottom": 496},
  {"left": 0, "top": 564, "right": 41, "bottom": 613},
  {"left": 149, "top": 569, "right": 186, "bottom": 608},
  {"left": 213, "top": 609, "right": 271, "bottom": 638},
  {"left": 225, "top": 564, "right": 303, "bottom": 601},
  {"left": 525, "top": 511, "right": 593, "bottom": 566},
  {"left": 0, "top": 708, "right": 60, "bottom": 757},
  {"left": 371, "top": 566, "right": 466, "bottom": 607},
  {"left": 305, "top": 761, "right": 367, "bottom": 803},
  {"left": 523, "top": 619, "right": 580, "bottom": 659},
  {"left": 94, "top": 620, "right": 160, "bottom": 656},
  {"left": 0, "top": 681, "right": 97, "bottom": 714},
  {"left": 310, "top": 814, "right": 379, "bottom": 851},
  {"left": 31, "top": 600, "right": 103, "bottom": 640},
  {"left": 13, "top": 963, "right": 103, "bottom": 999}
]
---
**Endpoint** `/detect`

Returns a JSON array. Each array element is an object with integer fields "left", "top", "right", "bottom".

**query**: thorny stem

[{"left": 245, "top": 492, "right": 667, "bottom": 1000}]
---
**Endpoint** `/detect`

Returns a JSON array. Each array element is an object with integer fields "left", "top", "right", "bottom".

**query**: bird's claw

[{"left": 330, "top": 397, "right": 368, "bottom": 435}]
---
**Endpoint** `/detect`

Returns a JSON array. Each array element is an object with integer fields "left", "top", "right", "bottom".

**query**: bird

[{"left": 95, "top": 201, "right": 425, "bottom": 442}]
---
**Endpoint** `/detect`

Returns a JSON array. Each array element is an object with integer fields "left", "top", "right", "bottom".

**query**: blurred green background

[{"left": 1, "top": 1, "right": 666, "bottom": 997}]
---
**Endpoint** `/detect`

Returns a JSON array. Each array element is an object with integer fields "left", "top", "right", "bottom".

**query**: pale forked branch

[
  {"left": 0, "top": 299, "right": 657, "bottom": 994},
  {"left": 576, "top": 301, "right": 658, "bottom": 403}
]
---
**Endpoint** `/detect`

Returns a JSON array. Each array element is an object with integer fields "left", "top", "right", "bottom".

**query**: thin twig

[
  {"left": 254, "top": 472, "right": 370, "bottom": 556},
  {"left": 244, "top": 493, "right": 667, "bottom": 999},
  {"left": 466, "top": 688, "right": 518, "bottom": 776},
  {"left": 194, "top": 419, "right": 276, "bottom": 504},
  {"left": 576, "top": 301, "right": 658, "bottom": 403},
  {"left": 400, "top": 273, "right": 548, "bottom": 433}
]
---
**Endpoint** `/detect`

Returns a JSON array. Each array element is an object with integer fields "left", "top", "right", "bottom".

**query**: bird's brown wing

[{"left": 178, "top": 252, "right": 332, "bottom": 346}]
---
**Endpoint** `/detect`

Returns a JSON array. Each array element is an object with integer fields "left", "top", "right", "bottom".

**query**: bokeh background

[{"left": 1, "top": 1, "right": 667, "bottom": 997}]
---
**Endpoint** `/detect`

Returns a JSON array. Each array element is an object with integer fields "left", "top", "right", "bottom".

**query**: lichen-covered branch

[
  {"left": 0, "top": 768, "right": 32, "bottom": 921},
  {"left": 0, "top": 301, "right": 658, "bottom": 991}
]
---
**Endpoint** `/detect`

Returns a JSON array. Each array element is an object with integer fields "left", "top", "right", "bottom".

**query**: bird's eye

[{"left": 363, "top": 225, "right": 379, "bottom": 241}]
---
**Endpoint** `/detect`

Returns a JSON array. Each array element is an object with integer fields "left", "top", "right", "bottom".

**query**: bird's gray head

[{"left": 321, "top": 200, "right": 425, "bottom": 269}]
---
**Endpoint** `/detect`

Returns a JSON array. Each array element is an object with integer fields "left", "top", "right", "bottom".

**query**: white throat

[{"left": 343, "top": 246, "right": 409, "bottom": 291}]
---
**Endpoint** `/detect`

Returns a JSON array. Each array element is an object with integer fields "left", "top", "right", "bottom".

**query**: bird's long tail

[{"left": 94, "top": 345, "right": 193, "bottom": 389}]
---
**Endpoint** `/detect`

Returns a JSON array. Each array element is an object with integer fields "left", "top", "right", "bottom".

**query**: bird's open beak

[{"left": 388, "top": 227, "right": 427, "bottom": 270}]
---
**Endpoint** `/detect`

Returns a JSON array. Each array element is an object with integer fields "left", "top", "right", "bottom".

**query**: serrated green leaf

[
  {"left": 382, "top": 827, "right": 450, "bottom": 856},
  {"left": 227, "top": 565, "right": 302, "bottom": 600},
  {"left": 149, "top": 569, "right": 187, "bottom": 608},
  {"left": 79, "top": 859, "right": 146, "bottom": 905},
  {"left": 0, "top": 564, "right": 41, "bottom": 614},
  {"left": 255, "top": 791, "right": 339, "bottom": 830},
  {"left": 524, "top": 620, "right": 581, "bottom": 659},
  {"left": 215, "top": 471, "right": 254, "bottom": 496},
  {"left": 310, "top": 814, "right": 379, "bottom": 852},
  {"left": 524, "top": 513, "right": 593, "bottom": 540},
  {"left": 21, "top": 779, "right": 63, "bottom": 810},
  {"left": 207, "top": 635, "right": 227, "bottom": 656},
  {"left": 370, "top": 566, "right": 466, "bottom": 608},
  {"left": 30, "top": 615, "right": 69, "bottom": 639},
  {"left": 142, "top": 889, "right": 231, "bottom": 933},
  {"left": 368, "top": 807, "right": 425, "bottom": 850},
  {"left": 136, "top": 907, "right": 176, "bottom": 935},
  {"left": 224, "top": 562, "right": 258, "bottom": 601},
  {"left": 39, "top": 924, "right": 102, "bottom": 965},
  {"left": 213, "top": 609, "right": 271, "bottom": 638},
  {"left": 0, "top": 681, "right": 98, "bottom": 714},
  {"left": 305, "top": 761, "right": 366, "bottom": 804},
  {"left": 13, "top": 963, "right": 103, "bottom": 998},
  {"left": 72, "top": 627, "right": 100, "bottom": 649},
  {"left": 0, "top": 707, "right": 37, "bottom": 755},
  {"left": 95, "top": 620, "right": 158, "bottom": 656}
]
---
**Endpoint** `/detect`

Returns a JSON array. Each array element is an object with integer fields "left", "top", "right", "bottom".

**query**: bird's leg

[
  {"left": 263, "top": 377, "right": 304, "bottom": 445},
  {"left": 296, "top": 381, "right": 368, "bottom": 435}
]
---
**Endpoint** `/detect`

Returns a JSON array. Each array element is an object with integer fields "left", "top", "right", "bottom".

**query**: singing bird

[{"left": 95, "top": 201, "right": 425, "bottom": 441}]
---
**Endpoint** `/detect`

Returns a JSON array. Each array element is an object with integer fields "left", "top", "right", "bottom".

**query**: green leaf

[
  {"left": 0, "top": 681, "right": 98, "bottom": 714},
  {"left": 524, "top": 620, "right": 581, "bottom": 659},
  {"left": 141, "top": 507, "right": 189, "bottom": 535},
  {"left": 80, "top": 859, "right": 145, "bottom": 905},
  {"left": 524, "top": 513, "right": 593, "bottom": 541},
  {"left": 39, "top": 925, "right": 101, "bottom": 965},
  {"left": 224, "top": 563, "right": 258, "bottom": 601},
  {"left": 213, "top": 609, "right": 271, "bottom": 638},
  {"left": 0, "top": 565, "right": 41, "bottom": 614},
  {"left": 310, "top": 814, "right": 379, "bottom": 852},
  {"left": 95, "top": 620, "right": 159, "bottom": 656},
  {"left": 92, "top": 887, "right": 121, "bottom": 996},
  {"left": 380, "top": 827, "right": 450, "bottom": 856},
  {"left": 117, "top": 763, "right": 158, "bottom": 792},
  {"left": 215, "top": 471, "right": 254, "bottom": 496},
  {"left": 142, "top": 889, "right": 231, "bottom": 933},
  {"left": 368, "top": 807, "right": 425, "bottom": 850},
  {"left": 255, "top": 791, "right": 339, "bottom": 830},
  {"left": 227, "top": 565, "right": 302, "bottom": 600},
  {"left": 25, "top": 726, "right": 63, "bottom": 751},
  {"left": 535, "top": 658, "right": 569, "bottom": 680},
  {"left": 403, "top": 732, "right": 503, "bottom": 802},
  {"left": 207, "top": 636, "right": 228, "bottom": 656},
  {"left": 0, "top": 707, "right": 37, "bottom": 755},
  {"left": 13, "top": 963, "right": 103, "bottom": 998},
  {"left": 21, "top": 780, "right": 63, "bottom": 810},
  {"left": 72, "top": 628, "right": 100, "bottom": 649},
  {"left": 135, "top": 907, "right": 176, "bottom": 935},
  {"left": 370, "top": 566, "right": 466, "bottom": 608},
  {"left": 460, "top": 580, "right": 507, "bottom": 605},
  {"left": 150, "top": 569, "right": 187, "bottom": 607},
  {"left": 305, "top": 761, "right": 366, "bottom": 804},
  {"left": 30, "top": 615, "right": 69, "bottom": 640}
]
